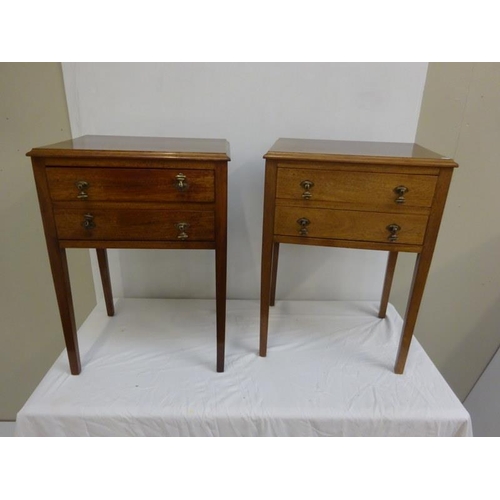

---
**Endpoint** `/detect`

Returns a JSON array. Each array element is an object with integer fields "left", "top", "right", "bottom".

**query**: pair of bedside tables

[{"left": 28, "top": 135, "right": 457, "bottom": 375}]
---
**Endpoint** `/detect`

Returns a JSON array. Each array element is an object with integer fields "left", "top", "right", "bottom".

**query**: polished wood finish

[
  {"left": 275, "top": 234, "right": 423, "bottom": 253},
  {"left": 276, "top": 168, "right": 437, "bottom": 207},
  {"left": 378, "top": 252, "right": 398, "bottom": 319},
  {"left": 59, "top": 240, "right": 216, "bottom": 250},
  {"left": 260, "top": 160, "right": 278, "bottom": 357},
  {"left": 47, "top": 167, "right": 215, "bottom": 202},
  {"left": 44, "top": 157, "right": 220, "bottom": 170},
  {"left": 32, "top": 157, "right": 81, "bottom": 374},
  {"left": 28, "top": 135, "right": 230, "bottom": 161},
  {"left": 29, "top": 135, "right": 230, "bottom": 373},
  {"left": 265, "top": 138, "right": 457, "bottom": 167},
  {"left": 394, "top": 168, "right": 454, "bottom": 373},
  {"left": 275, "top": 197, "right": 431, "bottom": 216},
  {"left": 53, "top": 208, "right": 215, "bottom": 241},
  {"left": 96, "top": 249, "right": 115, "bottom": 317},
  {"left": 260, "top": 138, "right": 457, "bottom": 373},
  {"left": 214, "top": 164, "right": 228, "bottom": 372},
  {"left": 276, "top": 161, "right": 440, "bottom": 176},
  {"left": 274, "top": 206, "right": 428, "bottom": 245},
  {"left": 270, "top": 243, "right": 280, "bottom": 307}
]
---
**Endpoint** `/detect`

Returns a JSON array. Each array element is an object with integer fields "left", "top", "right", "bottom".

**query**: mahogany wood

[
  {"left": 44, "top": 158, "right": 219, "bottom": 170},
  {"left": 96, "top": 249, "right": 115, "bottom": 317},
  {"left": 47, "top": 167, "right": 215, "bottom": 203},
  {"left": 28, "top": 135, "right": 230, "bottom": 161},
  {"left": 53, "top": 208, "right": 215, "bottom": 241},
  {"left": 32, "top": 158, "right": 81, "bottom": 374},
  {"left": 29, "top": 135, "right": 229, "bottom": 373},
  {"left": 59, "top": 240, "right": 216, "bottom": 250},
  {"left": 215, "top": 163, "right": 228, "bottom": 372}
]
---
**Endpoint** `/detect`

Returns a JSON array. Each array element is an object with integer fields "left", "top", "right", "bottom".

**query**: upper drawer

[
  {"left": 276, "top": 168, "right": 437, "bottom": 208},
  {"left": 46, "top": 167, "right": 214, "bottom": 203}
]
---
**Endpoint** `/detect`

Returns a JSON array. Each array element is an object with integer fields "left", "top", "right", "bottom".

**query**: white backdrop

[{"left": 62, "top": 62, "right": 428, "bottom": 301}]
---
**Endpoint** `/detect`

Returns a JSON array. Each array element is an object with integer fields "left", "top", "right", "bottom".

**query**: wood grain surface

[
  {"left": 47, "top": 167, "right": 215, "bottom": 203},
  {"left": 28, "top": 135, "right": 230, "bottom": 161},
  {"left": 265, "top": 138, "right": 457, "bottom": 167},
  {"left": 276, "top": 168, "right": 437, "bottom": 208},
  {"left": 274, "top": 206, "right": 428, "bottom": 245},
  {"left": 54, "top": 208, "right": 215, "bottom": 241}
]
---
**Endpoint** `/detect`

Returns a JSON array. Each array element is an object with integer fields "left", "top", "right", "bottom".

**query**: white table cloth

[{"left": 15, "top": 299, "right": 471, "bottom": 436}]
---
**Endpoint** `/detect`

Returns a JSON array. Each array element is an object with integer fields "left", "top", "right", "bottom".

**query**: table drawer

[
  {"left": 54, "top": 208, "right": 215, "bottom": 241},
  {"left": 274, "top": 206, "right": 428, "bottom": 245},
  {"left": 46, "top": 167, "right": 214, "bottom": 203},
  {"left": 276, "top": 168, "right": 437, "bottom": 208}
]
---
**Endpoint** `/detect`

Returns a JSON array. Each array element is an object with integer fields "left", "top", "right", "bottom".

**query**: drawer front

[
  {"left": 274, "top": 206, "right": 428, "bottom": 245},
  {"left": 276, "top": 168, "right": 437, "bottom": 208},
  {"left": 54, "top": 208, "right": 215, "bottom": 241},
  {"left": 46, "top": 167, "right": 214, "bottom": 203}
]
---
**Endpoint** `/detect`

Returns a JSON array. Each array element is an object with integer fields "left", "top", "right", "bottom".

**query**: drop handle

[
  {"left": 394, "top": 185, "right": 408, "bottom": 204},
  {"left": 75, "top": 180, "right": 89, "bottom": 199},
  {"left": 387, "top": 223, "right": 401, "bottom": 242},
  {"left": 174, "top": 173, "right": 189, "bottom": 192},
  {"left": 82, "top": 213, "right": 95, "bottom": 230},
  {"left": 300, "top": 180, "right": 314, "bottom": 199},
  {"left": 297, "top": 217, "right": 310, "bottom": 236},
  {"left": 175, "top": 222, "right": 190, "bottom": 240}
]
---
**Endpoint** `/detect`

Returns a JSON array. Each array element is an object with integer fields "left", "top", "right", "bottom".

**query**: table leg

[
  {"left": 215, "top": 244, "right": 227, "bottom": 373},
  {"left": 394, "top": 251, "right": 433, "bottom": 374},
  {"left": 46, "top": 244, "right": 81, "bottom": 375},
  {"left": 260, "top": 201, "right": 278, "bottom": 354},
  {"left": 96, "top": 249, "right": 114, "bottom": 317},
  {"left": 259, "top": 236, "right": 273, "bottom": 356},
  {"left": 269, "top": 242, "right": 280, "bottom": 306},
  {"left": 260, "top": 160, "right": 278, "bottom": 357},
  {"left": 215, "top": 163, "right": 228, "bottom": 373},
  {"left": 378, "top": 251, "right": 398, "bottom": 318}
]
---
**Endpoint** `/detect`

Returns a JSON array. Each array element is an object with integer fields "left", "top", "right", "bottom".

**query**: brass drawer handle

[
  {"left": 175, "top": 222, "right": 190, "bottom": 240},
  {"left": 394, "top": 185, "right": 408, "bottom": 204},
  {"left": 76, "top": 180, "right": 89, "bottom": 199},
  {"left": 297, "top": 217, "right": 310, "bottom": 236},
  {"left": 387, "top": 223, "right": 401, "bottom": 242},
  {"left": 174, "top": 173, "right": 189, "bottom": 192},
  {"left": 300, "top": 180, "right": 314, "bottom": 200},
  {"left": 82, "top": 213, "right": 95, "bottom": 230}
]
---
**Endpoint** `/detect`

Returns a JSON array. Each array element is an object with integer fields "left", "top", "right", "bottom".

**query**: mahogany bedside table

[
  {"left": 259, "top": 138, "right": 458, "bottom": 374},
  {"left": 28, "top": 135, "right": 230, "bottom": 374}
]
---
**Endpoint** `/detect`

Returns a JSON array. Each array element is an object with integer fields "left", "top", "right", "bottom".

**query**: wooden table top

[
  {"left": 27, "top": 135, "right": 231, "bottom": 161},
  {"left": 264, "top": 138, "right": 458, "bottom": 167}
]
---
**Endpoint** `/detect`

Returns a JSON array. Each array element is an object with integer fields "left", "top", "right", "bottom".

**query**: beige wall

[
  {"left": 391, "top": 63, "right": 500, "bottom": 401},
  {"left": 0, "top": 63, "right": 96, "bottom": 420}
]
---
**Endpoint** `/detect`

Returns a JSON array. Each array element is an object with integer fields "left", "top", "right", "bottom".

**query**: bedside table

[
  {"left": 259, "top": 138, "right": 458, "bottom": 373},
  {"left": 28, "top": 135, "right": 230, "bottom": 374}
]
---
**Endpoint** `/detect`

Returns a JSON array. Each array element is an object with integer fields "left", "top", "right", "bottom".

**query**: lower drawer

[
  {"left": 274, "top": 206, "right": 428, "bottom": 245},
  {"left": 54, "top": 208, "right": 215, "bottom": 241}
]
